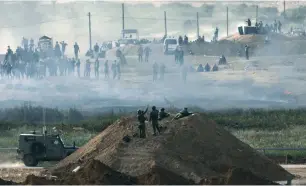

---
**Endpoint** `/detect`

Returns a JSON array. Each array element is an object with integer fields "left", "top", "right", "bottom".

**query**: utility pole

[
  {"left": 196, "top": 12, "right": 199, "bottom": 38},
  {"left": 226, "top": 7, "right": 228, "bottom": 37},
  {"left": 88, "top": 12, "right": 92, "bottom": 51},
  {"left": 42, "top": 107, "right": 46, "bottom": 135},
  {"left": 164, "top": 11, "right": 167, "bottom": 37},
  {"left": 283, "top": 0, "right": 286, "bottom": 18},
  {"left": 122, "top": 3, "right": 125, "bottom": 38},
  {"left": 256, "top": 5, "right": 258, "bottom": 23}
]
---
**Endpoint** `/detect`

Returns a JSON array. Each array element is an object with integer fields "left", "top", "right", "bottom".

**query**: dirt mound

[
  {"left": 183, "top": 42, "right": 241, "bottom": 56},
  {"left": 137, "top": 166, "right": 194, "bottom": 184},
  {"left": 221, "top": 33, "right": 266, "bottom": 43},
  {"left": 198, "top": 167, "right": 278, "bottom": 185},
  {"left": 221, "top": 32, "right": 295, "bottom": 44},
  {"left": 48, "top": 114, "right": 293, "bottom": 184}
]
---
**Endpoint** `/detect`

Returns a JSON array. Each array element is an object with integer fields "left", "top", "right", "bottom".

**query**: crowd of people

[
  {"left": 1, "top": 33, "right": 227, "bottom": 82},
  {"left": 0, "top": 37, "right": 126, "bottom": 80}
]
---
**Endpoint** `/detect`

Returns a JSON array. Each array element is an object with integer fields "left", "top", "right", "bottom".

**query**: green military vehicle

[{"left": 17, "top": 130, "right": 78, "bottom": 166}]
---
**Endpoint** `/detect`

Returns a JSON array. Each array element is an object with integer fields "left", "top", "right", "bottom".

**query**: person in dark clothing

[
  {"left": 94, "top": 59, "right": 99, "bottom": 78},
  {"left": 159, "top": 63, "right": 165, "bottom": 80},
  {"left": 183, "top": 35, "right": 189, "bottom": 45},
  {"left": 197, "top": 64, "right": 204, "bottom": 72},
  {"left": 60, "top": 41, "right": 67, "bottom": 55},
  {"left": 178, "top": 47, "right": 184, "bottom": 66},
  {"left": 174, "top": 47, "right": 179, "bottom": 63},
  {"left": 159, "top": 108, "right": 170, "bottom": 121},
  {"left": 246, "top": 18, "right": 251, "bottom": 26},
  {"left": 174, "top": 108, "right": 193, "bottom": 120},
  {"left": 74, "top": 42, "right": 80, "bottom": 59},
  {"left": 6, "top": 46, "right": 13, "bottom": 63},
  {"left": 137, "top": 106, "right": 148, "bottom": 138},
  {"left": 55, "top": 41, "right": 61, "bottom": 58},
  {"left": 76, "top": 59, "right": 80, "bottom": 77},
  {"left": 94, "top": 43, "right": 99, "bottom": 58},
  {"left": 218, "top": 55, "right": 227, "bottom": 65},
  {"left": 245, "top": 45, "right": 249, "bottom": 60},
  {"left": 149, "top": 106, "right": 160, "bottom": 136},
  {"left": 205, "top": 63, "right": 211, "bottom": 72},
  {"left": 178, "top": 36, "right": 183, "bottom": 45},
  {"left": 116, "top": 61, "right": 121, "bottom": 80},
  {"left": 104, "top": 60, "right": 109, "bottom": 79},
  {"left": 212, "top": 64, "right": 218, "bottom": 71},
  {"left": 7, "top": 46, "right": 12, "bottom": 56}
]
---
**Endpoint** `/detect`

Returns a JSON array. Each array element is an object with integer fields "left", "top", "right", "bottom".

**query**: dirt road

[
  {"left": 278, "top": 165, "right": 306, "bottom": 185},
  {"left": 1, "top": 163, "right": 306, "bottom": 184},
  {"left": 0, "top": 166, "right": 44, "bottom": 183}
]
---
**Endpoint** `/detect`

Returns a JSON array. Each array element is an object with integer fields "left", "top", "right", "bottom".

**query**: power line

[
  {"left": 0, "top": 14, "right": 204, "bottom": 30},
  {"left": 1, "top": 10, "right": 252, "bottom": 30},
  {"left": 0, "top": 15, "right": 87, "bottom": 29}
]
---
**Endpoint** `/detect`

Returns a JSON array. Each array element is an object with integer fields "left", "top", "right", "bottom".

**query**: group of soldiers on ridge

[{"left": 137, "top": 106, "right": 193, "bottom": 138}]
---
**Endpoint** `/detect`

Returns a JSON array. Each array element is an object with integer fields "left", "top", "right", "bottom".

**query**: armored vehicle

[{"left": 17, "top": 131, "right": 78, "bottom": 166}]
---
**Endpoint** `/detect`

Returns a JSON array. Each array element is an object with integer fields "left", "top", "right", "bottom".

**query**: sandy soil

[
  {"left": 279, "top": 165, "right": 306, "bottom": 185},
  {"left": 1, "top": 164, "right": 306, "bottom": 184},
  {"left": 0, "top": 167, "right": 44, "bottom": 183}
]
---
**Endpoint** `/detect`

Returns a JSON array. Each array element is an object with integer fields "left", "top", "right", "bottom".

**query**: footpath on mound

[{"left": 32, "top": 113, "right": 293, "bottom": 185}]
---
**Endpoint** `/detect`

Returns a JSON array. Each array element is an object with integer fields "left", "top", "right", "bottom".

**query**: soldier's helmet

[
  {"left": 152, "top": 106, "right": 156, "bottom": 110},
  {"left": 184, "top": 107, "right": 188, "bottom": 111},
  {"left": 161, "top": 108, "right": 165, "bottom": 111}
]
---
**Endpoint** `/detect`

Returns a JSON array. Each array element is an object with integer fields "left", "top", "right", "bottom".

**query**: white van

[{"left": 163, "top": 38, "right": 178, "bottom": 55}]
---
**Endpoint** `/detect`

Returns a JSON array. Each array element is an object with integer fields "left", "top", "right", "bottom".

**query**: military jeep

[{"left": 17, "top": 131, "right": 78, "bottom": 166}]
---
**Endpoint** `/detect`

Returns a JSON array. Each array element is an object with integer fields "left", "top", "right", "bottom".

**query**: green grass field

[{"left": 1, "top": 106, "right": 306, "bottom": 159}]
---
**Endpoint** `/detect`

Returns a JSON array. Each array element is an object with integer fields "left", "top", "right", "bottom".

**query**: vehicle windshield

[{"left": 166, "top": 39, "right": 177, "bottom": 45}]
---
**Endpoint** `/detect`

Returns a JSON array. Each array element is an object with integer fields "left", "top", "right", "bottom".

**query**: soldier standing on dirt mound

[
  {"left": 149, "top": 106, "right": 160, "bottom": 136},
  {"left": 137, "top": 106, "right": 148, "bottom": 138}
]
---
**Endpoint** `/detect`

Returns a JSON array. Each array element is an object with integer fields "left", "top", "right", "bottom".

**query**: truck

[
  {"left": 163, "top": 37, "right": 179, "bottom": 55},
  {"left": 17, "top": 129, "right": 78, "bottom": 166},
  {"left": 118, "top": 29, "right": 139, "bottom": 46}
]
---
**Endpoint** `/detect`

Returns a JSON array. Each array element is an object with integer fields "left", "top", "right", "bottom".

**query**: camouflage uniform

[
  {"left": 159, "top": 108, "right": 170, "bottom": 121},
  {"left": 137, "top": 107, "right": 148, "bottom": 138},
  {"left": 149, "top": 106, "right": 160, "bottom": 135}
]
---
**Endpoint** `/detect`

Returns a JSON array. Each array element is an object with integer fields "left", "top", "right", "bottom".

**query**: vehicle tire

[
  {"left": 23, "top": 154, "right": 38, "bottom": 167},
  {"left": 31, "top": 142, "right": 46, "bottom": 155}
]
